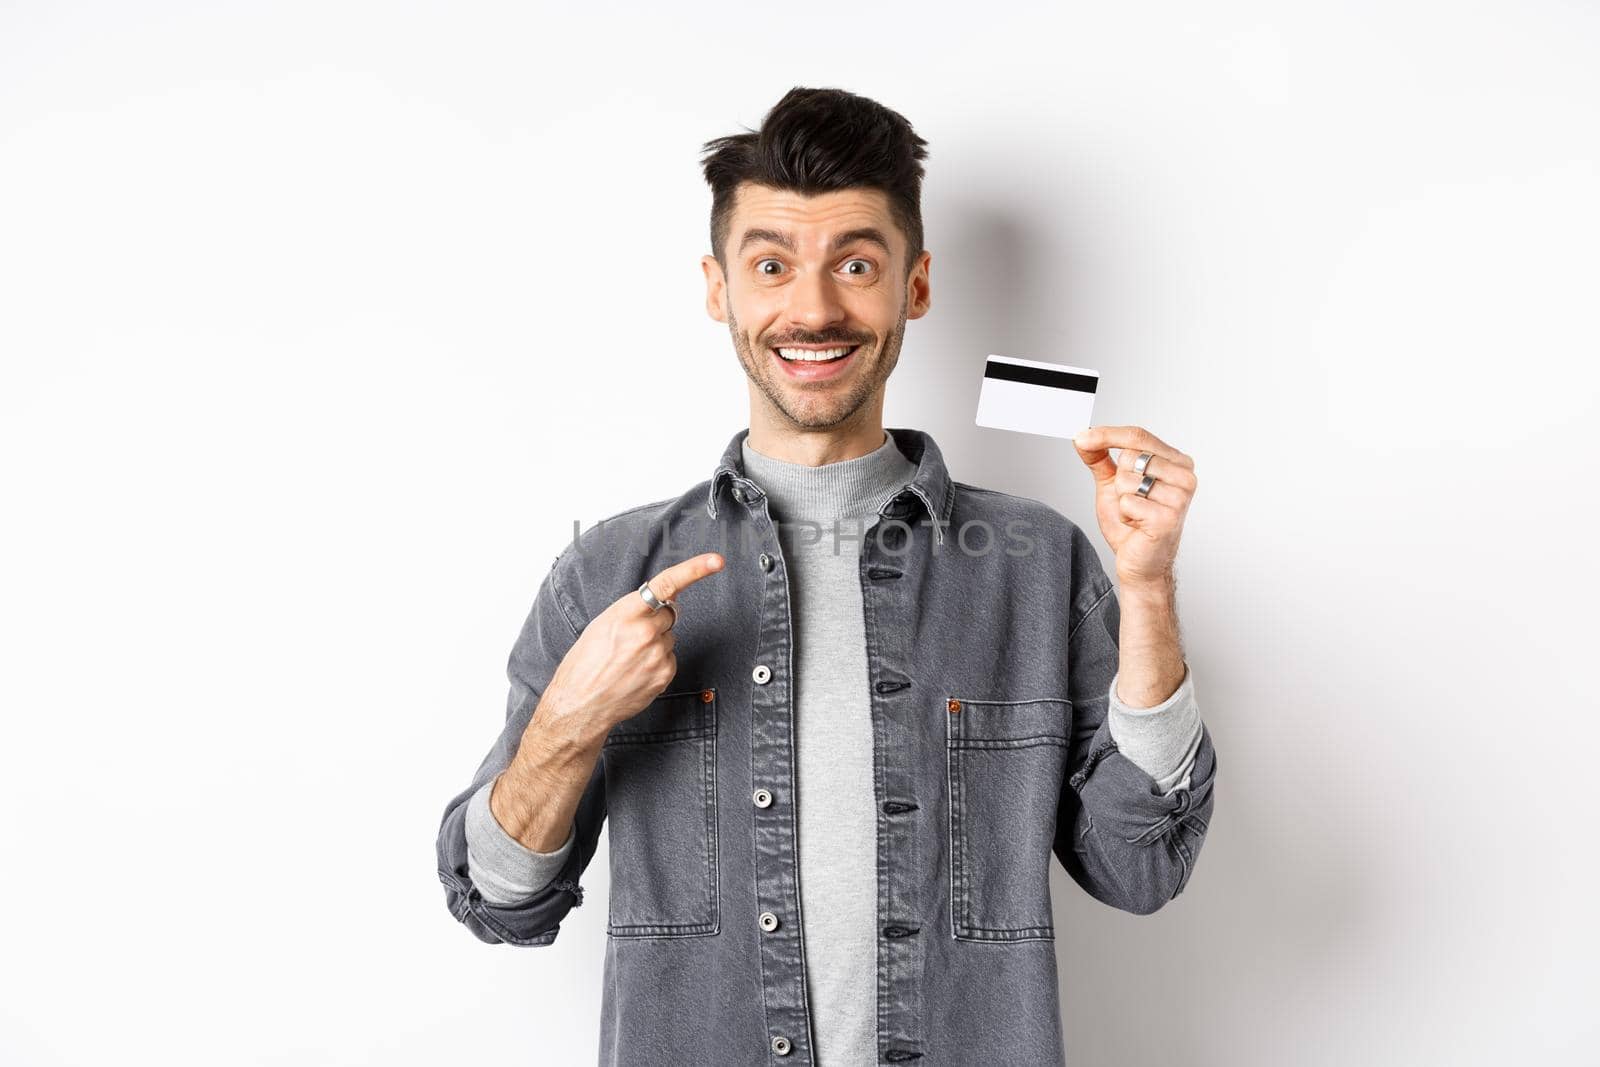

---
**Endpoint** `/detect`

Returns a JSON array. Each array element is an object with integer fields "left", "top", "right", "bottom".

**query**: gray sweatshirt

[{"left": 464, "top": 430, "right": 1203, "bottom": 1062}]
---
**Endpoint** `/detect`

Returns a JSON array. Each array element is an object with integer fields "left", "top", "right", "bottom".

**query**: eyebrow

[{"left": 737, "top": 226, "right": 893, "bottom": 258}]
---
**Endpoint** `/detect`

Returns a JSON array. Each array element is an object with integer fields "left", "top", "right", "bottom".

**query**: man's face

[{"left": 702, "top": 184, "right": 931, "bottom": 431}]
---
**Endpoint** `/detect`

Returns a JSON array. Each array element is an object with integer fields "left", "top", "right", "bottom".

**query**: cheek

[
  {"left": 734, "top": 299, "right": 781, "bottom": 342},
  {"left": 851, "top": 293, "right": 899, "bottom": 331}
]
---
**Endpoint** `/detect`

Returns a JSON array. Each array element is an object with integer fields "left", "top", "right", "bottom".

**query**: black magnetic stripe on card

[{"left": 983, "top": 360, "right": 1098, "bottom": 393}]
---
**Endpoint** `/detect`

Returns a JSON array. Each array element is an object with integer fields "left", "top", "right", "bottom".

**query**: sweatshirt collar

[{"left": 707, "top": 426, "right": 956, "bottom": 545}]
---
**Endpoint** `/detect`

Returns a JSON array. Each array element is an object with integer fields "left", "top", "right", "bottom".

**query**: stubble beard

[{"left": 728, "top": 300, "right": 907, "bottom": 431}]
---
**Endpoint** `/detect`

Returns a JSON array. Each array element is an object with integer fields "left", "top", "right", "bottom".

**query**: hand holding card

[
  {"left": 974, "top": 354, "right": 1099, "bottom": 440},
  {"left": 1070, "top": 423, "right": 1199, "bottom": 590}
]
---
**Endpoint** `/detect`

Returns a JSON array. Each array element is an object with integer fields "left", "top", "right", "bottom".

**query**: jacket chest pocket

[
  {"left": 945, "top": 694, "right": 1070, "bottom": 942},
  {"left": 602, "top": 687, "right": 720, "bottom": 938}
]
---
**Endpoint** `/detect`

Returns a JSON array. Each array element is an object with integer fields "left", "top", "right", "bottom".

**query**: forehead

[{"left": 728, "top": 184, "right": 897, "bottom": 254}]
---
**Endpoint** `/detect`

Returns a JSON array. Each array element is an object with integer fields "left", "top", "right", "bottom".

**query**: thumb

[{"left": 1072, "top": 427, "right": 1117, "bottom": 481}]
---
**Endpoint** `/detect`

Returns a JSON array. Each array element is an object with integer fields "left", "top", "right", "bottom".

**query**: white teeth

[{"left": 776, "top": 346, "right": 854, "bottom": 362}]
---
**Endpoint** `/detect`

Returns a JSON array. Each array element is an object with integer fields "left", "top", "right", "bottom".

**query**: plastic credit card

[{"left": 974, "top": 354, "right": 1100, "bottom": 440}]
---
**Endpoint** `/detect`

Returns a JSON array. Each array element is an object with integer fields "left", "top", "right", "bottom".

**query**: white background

[{"left": 3, "top": 2, "right": 1596, "bottom": 1064}]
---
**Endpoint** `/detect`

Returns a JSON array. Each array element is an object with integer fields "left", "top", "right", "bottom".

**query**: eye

[
  {"left": 842, "top": 258, "right": 875, "bottom": 276},
  {"left": 755, "top": 258, "right": 785, "bottom": 276}
]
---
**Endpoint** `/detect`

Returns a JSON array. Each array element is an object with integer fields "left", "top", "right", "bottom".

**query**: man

[{"left": 435, "top": 86, "right": 1216, "bottom": 1066}]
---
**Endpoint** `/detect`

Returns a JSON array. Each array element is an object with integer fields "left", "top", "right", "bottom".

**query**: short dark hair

[{"left": 700, "top": 87, "right": 929, "bottom": 277}]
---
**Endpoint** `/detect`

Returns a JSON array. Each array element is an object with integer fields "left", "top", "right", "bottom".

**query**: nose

[{"left": 782, "top": 264, "right": 846, "bottom": 334}]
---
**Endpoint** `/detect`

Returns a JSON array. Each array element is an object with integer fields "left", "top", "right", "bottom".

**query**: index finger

[
  {"left": 644, "top": 552, "right": 725, "bottom": 605},
  {"left": 1074, "top": 424, "right": 1190, "bottom": 466}
]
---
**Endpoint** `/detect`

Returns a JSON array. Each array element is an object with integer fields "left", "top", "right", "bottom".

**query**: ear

[
  {"left": 906, "top": 249, "right": 932, "bottom": 320},
  {"left": 701, "top": 255, "right": 728, "bottom": 323}
]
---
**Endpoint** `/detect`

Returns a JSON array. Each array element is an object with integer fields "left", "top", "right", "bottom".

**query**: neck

[{"left": 744, "top": 405, "right": 889, "bottom": 467}]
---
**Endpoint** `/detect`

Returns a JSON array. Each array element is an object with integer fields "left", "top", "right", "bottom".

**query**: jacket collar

[{"left": 706, "top": 426, "right": 955, "bottom": 545}]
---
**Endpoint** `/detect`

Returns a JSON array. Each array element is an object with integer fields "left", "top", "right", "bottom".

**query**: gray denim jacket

[{"left": 435, "top": 426, "right": 1218, "bottom": 1066}]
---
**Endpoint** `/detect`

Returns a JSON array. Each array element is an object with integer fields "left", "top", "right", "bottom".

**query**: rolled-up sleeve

[
  {"left": 1106, "top": 663, "right": 1203, "bottom": 795},
  {"left": 434, "top": 551, "right": 608, "bottom": 945},
  {"left": 465, "top": 778, "right": 578, "bottom": 905},
  {"left": 1053, "top": 552, "right": 1218, "bottom": 916}
]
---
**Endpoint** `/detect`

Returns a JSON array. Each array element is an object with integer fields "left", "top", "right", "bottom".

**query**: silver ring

[
  {"left": 1134, "top": 451, "right": 1155, "bottom": 475},
  {"left": 1136, "top": 473, "right": 1157, "bottom": 498},
  {"left": 638, "top": 581, "right": 676, "bottom": 619},
  {"left": 636, "top": 585, "right": 675, "bottom": 627}
]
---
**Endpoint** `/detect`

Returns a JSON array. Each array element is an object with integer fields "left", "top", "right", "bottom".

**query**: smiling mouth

[{"left": 771, "top": 344, "right": 861, "bottom": 363}]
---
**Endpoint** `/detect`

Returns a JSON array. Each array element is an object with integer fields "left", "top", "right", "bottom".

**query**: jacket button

[
  {"left": 700, "top": 688, "right": 714, "bottom": 703},
  {"left": 759, "top": 552, "right": 774, "bottom": 571},
  {"left": 947, "top": 699, "right": 961, "bottom": 713},
  {"left": 771, "top": 1036, "right": 792, "bottom": 1056},
  {"left": 752, "top": 788, "right": 773, "bottom": 808},
  {"left": 732, "top": 486, "right": 747, "bottom": 503},
  {"left": 759, "top": 911, "right": 780, "bottom": 932},
  {"left": 752, "top": 664, "right": 772, "bottom": 685}
]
